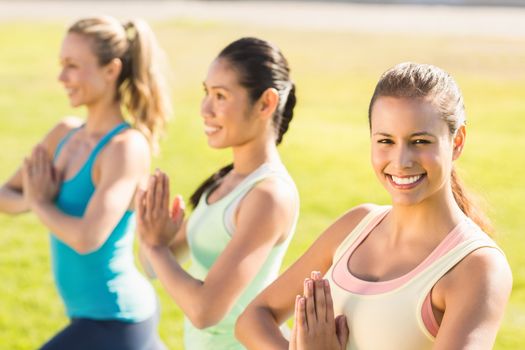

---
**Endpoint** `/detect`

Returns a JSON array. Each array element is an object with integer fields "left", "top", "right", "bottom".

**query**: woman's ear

[
  {"left": 103, "top": 58, "right": 123, "bottom": 83},
  {"left": 257, "top": 87, "right": 279, "bottom": 121},
  {"left": 452, "top": 125, "right": 466, "bottom": 160}
]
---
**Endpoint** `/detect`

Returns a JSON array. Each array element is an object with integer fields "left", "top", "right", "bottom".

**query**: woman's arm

[
  {"left": 432, "top": 247, "right": 512, "bottom": 350},
  {"left": 0, "top": 118, "right": 81, "bottom": 215},
  {"left": 25, "top": 129, "right": 150, "bottom": 254},
  {"left": 0, "top": 168, "right": 27, "bottom": 214},
  {"left": 138, "top": 170, "right": 298, "bottom": 329},
  {"left": 235, "top": 204, "right": 374, "bottom": 350},
  {"left": 139, "top": 217, "right": 189, "bottom": 278}
]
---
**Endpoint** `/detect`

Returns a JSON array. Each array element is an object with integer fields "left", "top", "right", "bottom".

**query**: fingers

[
  {"left": 335, "top": 315, "right": 349, "bottom": 348},
  {"left": 31, "top": 144, "right": 46, "bottom": 177},
  {"left": 324, "top": 279, "right": 335, "bottom": 323},
  {"left": 140, "top": 170, "right": 178, "bottom": 247},
  {"left": 296, "top": 272, "right": 346, "bottom": 349},
  {"left": 154, "top": 170, "right": 164, "bottom": 213},
  {"left": 311, "top": 271, "right": 327, "bottom": 323},
  {"left": 22, "top": 157, "right": 31, "bottom": 191},
  {"left": 161, "top": 172, "right": 170, "bottom": 213},
  {"left": 37, "top": 145, "right": 53, "bottom": 181},
  {"left": 304, "top": 278, "right": 316, "bottom": 326},
  {"left": 147, "top": 170, "right": 170, "bottom": 214},
  {"left": 146, "top": 174, "right": 157, "bottom": 222},
  {"left": 295, "top": 295, "right": 308, "bottom": 342},
  {"left": 22, "top": 157, "right": 30, "bottom": 177},
  {"left": 171, "top": 194, "right": 186, "bottom": 225},
  {"left": 30, "top": 146, "right": 40, "bottom": 176}
]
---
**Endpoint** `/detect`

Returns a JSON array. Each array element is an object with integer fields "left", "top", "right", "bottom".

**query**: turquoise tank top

[
  {"left": 184, "top": 163, "right": 299, "bottom": 349},
  {"left": 51, "top": 122, "right": 156, "bottom": 321}
]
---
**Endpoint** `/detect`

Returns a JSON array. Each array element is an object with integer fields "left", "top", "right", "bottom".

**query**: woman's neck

[
  {"left": 84, "top": 100, "right": 124, "bottom": 136},
  {"left": 231, "top": 137, "right": 281, "bottom": 176},
  {"left": 387, "top": 186, "right": 466, "bottom": 246}
]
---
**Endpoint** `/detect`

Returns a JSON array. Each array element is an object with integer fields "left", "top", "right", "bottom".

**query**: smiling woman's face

[
  {"left": 58, "top": 33, "right": 112, "bottom": 108},
  {"left": 370, "top": 96, "right": 459, "bottom": 207},
  {"left": 200, "top": 58, "right": 266, "bottom": 149}
]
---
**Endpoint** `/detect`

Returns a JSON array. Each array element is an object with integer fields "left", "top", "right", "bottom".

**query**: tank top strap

[
  {"left": 83, "top": 122, "right": 130, "bottom": 169},
  {"left": 415, "top": 222, "right": 502, "bottom": 293},
  {"left": 90, "top": 122, "right": 130, "bottom": 159},
  {"left": 332, "top": 205, "right": 390, "bottom": 261},
  {"left": 228, "top": 163, "right": 293, "bottom": 202},
  {"left": 222, "top": 164, "right": 297, "bottom": 235},
  {"left": 54, "top": 125, "right": 84, "bottom": 159}
]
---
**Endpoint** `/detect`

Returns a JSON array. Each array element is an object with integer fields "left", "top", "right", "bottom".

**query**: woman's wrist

[{"left": 141, "top": 240, "right": 172, "bottom": 254}]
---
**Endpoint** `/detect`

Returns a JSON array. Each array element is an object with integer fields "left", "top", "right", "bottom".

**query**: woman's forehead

[{"left": 370, "top": 97, "right": 448, "bottom": 135}]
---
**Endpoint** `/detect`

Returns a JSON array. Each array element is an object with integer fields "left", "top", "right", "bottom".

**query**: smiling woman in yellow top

[{"left": 236, "top": 62, "right": 512, "bottom": 350}]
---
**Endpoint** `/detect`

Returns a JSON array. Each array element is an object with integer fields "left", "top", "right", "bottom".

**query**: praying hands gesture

[
  {"left": 136, "top": 170, "right": 185, "bottom": 248},
  {"left": 290, "top": 271, "right": 349, "bottom": 350},
  {"left": 22, "top": 144, "right": 61, "bottom": 207}
]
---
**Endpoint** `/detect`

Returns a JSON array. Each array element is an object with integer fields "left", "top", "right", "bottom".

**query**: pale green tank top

[
  {"left": 184, "top": 163, "right": 299, "bottom": 349},
  {"left": 325, "top": 206, "right": 502, "bottom": 350}
]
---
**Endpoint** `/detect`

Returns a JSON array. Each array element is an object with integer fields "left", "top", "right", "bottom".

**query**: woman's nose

[{"left": 200, "top": 96, "right": 213, "bottom": 119}]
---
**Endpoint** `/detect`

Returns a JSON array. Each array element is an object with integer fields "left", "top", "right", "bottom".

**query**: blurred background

[{"left": 0, "top": 1, "right": 524, "bottom": 349}]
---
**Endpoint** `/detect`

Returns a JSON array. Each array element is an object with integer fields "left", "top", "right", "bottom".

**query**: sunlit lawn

[{"left": 0, "top": 19, "right": 524, "bottom": 349}]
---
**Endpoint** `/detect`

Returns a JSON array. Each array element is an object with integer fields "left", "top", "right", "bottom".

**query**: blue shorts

[{"left": 39, "top": 313, "right": 166, "bottom": 350}]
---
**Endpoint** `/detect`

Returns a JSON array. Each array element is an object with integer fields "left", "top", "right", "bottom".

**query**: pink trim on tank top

[
  {"left": 331, "top": 208, "right": 471, "bottom": 337},
  {"left": 422, "top": 291, "right": 439, "bottom": 337}
]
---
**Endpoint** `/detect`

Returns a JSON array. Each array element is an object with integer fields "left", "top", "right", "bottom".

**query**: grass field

[{"left": 0, "top": 19, "right": 524, "bottom": 349}]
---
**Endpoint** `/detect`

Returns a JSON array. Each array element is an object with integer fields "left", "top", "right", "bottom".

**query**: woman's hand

[
  {"left": 290, "top": 271, "right": 349, "bottom": 350},
  {"left": 22, "top": 144, "right": 60, "bottom": 207},
  {"left": 136, "top": 170, "right": 185, "bottom": 248}
]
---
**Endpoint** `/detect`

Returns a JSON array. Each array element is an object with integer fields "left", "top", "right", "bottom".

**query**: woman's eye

[
  {"left": 216, "top": 93, "right": 225, "bottom": 100},
  {"left": 413, "top": 139, "right": 430, "bottom": 144},
  {"left": 377, "top": 139, "right": 393, "bottom": 144}
]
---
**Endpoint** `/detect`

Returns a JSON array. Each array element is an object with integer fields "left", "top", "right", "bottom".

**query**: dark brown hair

[{"left": 190, "top": 37, "right": 296, "bottom": 208}]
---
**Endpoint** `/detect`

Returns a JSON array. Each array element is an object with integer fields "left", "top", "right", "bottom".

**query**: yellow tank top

[{"left": 325, "top": 206, "right": 501, "bottom": 350}]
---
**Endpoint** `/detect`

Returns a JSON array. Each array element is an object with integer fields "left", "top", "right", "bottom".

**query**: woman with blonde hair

[{"left": 0, "top": 16, "right": 170, "bottom": 349}]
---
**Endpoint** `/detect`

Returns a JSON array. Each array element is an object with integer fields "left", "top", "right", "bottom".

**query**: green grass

[{"left": 1, "top": 19, "right": 524, "bottom": 349}]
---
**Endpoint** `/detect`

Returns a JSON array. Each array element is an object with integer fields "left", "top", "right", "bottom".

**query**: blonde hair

[
  {"left": 368, "top": 62, "right": 493, "bottom": 234},
  {"left": 68, "top": 16, "right": 171, "bottom": 153}
]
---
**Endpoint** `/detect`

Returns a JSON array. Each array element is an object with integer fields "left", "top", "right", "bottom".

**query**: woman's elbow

[
  {"left": 235, "top": 308, "right": 251, "bottom": 345},
  {"left": 71, "top": 232, "right": 105, "bottom": 255},
  {"left": 0, "top": 186, "right": 29, "bottom": 215},
  {"left": 186, "top": 303, "right": 225, "bottom": 330}
]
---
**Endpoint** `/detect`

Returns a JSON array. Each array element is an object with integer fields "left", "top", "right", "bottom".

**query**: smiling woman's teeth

[
  {"left": 391, "top": 175, "right": 422, "bottom": 185},
  {"left": 204, "top": 126, "right": 220, "bottom": 134}
]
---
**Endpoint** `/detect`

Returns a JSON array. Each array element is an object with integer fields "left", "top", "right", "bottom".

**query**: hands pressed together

[
  {"left": 22, "top": 144, "right": 61, "bottom": 207},
  {"left": 290, "top": 271, "right": 349, "bottom": 350},
  {"left": 135, "top": 169, "right": 185, "bottom": 248}
]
